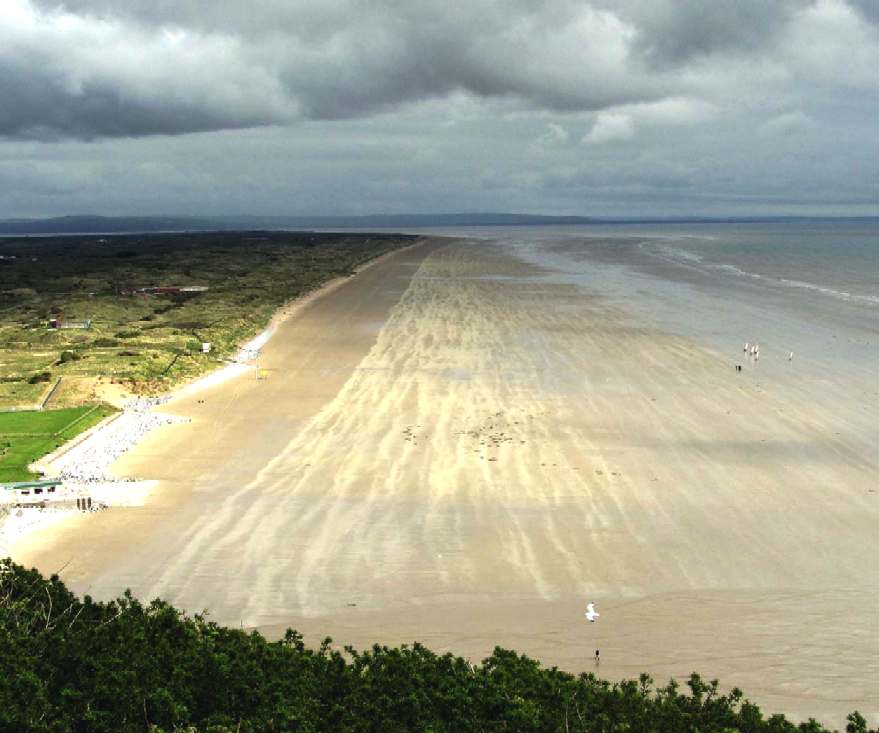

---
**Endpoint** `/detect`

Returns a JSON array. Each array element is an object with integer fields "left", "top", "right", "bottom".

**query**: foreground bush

[{"left": 0, "top": 560, "right": 873, "bottom": 733}]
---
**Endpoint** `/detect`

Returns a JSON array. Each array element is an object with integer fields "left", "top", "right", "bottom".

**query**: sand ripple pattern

[{"left": 142, "top": 242, "right": 879, "bottom": 626}]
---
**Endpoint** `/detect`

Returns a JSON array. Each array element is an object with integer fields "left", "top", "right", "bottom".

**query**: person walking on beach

[{"left": 594, "top": 649, "right": 600, "bottom": 665}]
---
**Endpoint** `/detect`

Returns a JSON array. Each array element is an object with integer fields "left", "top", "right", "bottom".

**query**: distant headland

[{"left": 3, "top": 213, "right": 879, "bottom": 235}]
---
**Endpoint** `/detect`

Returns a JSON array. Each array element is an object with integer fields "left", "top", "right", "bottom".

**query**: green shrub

[
  {"left": 0, "top": 560, "right": 870, "bottom": 733},
  {"left": 93, "top": 337, "right": 119, "bottom": 347},
  {"left": 27, "top": 371, "right": 51, "bottom": 384},
  {"left": 59, "top": 350, "right": 81, "bottom": 363}
]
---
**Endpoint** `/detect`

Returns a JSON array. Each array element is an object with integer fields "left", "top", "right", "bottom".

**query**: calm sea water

[
  {"left": 423, "top": 221, "right": 879, "bottom": 362},
  {"left": 404, "top": 220, "right": 879, "bottom": 454},
  {"left": 606, "top": 220, "right": 879, "bottom": 309}
]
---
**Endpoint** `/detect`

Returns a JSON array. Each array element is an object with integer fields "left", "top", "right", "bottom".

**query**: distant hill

[
  {"left": 232, "top": 213, "right": 598, "bottom": 228},
  {"left": 2, "top": 212, "right": 878, "bottom": 235},
  {"left": 0, "top": 215, "right": 218, "bottom": 235},
  {"left": 0, "top": 213, "right": 595, "bottom": 234}
]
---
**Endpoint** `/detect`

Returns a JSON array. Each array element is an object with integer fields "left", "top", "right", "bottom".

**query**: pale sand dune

[{"left": 16, "top": 238, "right": 879, "bottom": 725}]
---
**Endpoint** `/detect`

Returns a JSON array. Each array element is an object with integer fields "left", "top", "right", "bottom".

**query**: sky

[{"left": 2, "top": 0, "right": 879, "bottom": 218}]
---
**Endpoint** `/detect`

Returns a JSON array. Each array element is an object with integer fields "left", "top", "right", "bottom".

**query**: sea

[{"left": 405, "top": 219, "right": 879, "bottom": 459}]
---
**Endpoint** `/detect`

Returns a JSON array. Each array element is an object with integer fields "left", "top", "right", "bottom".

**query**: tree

[{"left": 0, "top": 559, "right": 875, "bottom": 733}]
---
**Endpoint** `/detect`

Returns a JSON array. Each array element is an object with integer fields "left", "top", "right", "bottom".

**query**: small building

[
  {"left": 59, "top": 319, "right": 92, "bottom": 330},
  {"left": 2, "top": 479, "right": 95, "bottom": 511},
  {"left": 201, "top": 342, "right": 211, "bottom": 354},
  {"left": 48, "top": 315, "right": 91, "bottom": 330},
  {"left": 2, "top": 479, "right": 64, "bottom": 507}
]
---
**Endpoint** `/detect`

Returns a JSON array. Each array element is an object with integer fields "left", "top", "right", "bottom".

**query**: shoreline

[
  {"left": 168, "top": 239, "right": 427, "bottom": 403},
  {"left": 2, "top": 238, "right": 435, "bottom": 555},
  {"left": 101, "top": 238, "right": 429, "bottom": 408}
]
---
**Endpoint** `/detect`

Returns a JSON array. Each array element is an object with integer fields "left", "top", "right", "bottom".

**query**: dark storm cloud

[
  {"left": 847, "top": 0, "right": 879, "bottom": 24},
  {"left": 3, "top": 0, "right": 879, "bottom": 220},
  {"left": 11, "top": 0, "right": 667, "bottom": 137},
  {"left": 0, "top": 63, "right": 288, "bottom": 141},
  {"left": 277, "top": 5, "right": 654, "bottom": 120},
  {"left": 1, "top": 1, "right": 297, "bottom": 140},
  {"left": 1, "top": 0, "right": 825, "bottom": 140},
  {"left": 611, "top": 0, "right": 813, "bottom": 65},
  {"left": 9, "top": 0, "right": 875, "bottom": 140}
]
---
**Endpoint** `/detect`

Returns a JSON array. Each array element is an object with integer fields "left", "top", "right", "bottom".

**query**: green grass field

[{"left": 0, "top": 405, "right": 116, "bottom": 482}]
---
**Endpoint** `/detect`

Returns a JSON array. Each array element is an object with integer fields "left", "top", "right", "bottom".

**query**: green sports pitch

[{"left": 0, "top": 405, "right": 116, "bottom": 482}]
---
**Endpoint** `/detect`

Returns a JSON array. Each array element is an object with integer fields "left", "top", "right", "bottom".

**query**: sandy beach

[{"left": 14, "top": 235, "right": 879, "bottom": 726}]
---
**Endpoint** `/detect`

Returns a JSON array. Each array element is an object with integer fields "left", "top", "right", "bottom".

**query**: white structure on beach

[
  {"left": 1, "top": 479, "right": 98, "bottom": 514},
  {"left": 1, "top": 479, "right": 64, "bottom": 507}
]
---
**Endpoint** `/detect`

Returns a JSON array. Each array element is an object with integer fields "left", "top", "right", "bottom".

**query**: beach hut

[
  {"left": 2, "top": 479, "right": 98, "bottom": 511},
  {"left": 1, "top": 479, "right": 64, "bottom": 507}
]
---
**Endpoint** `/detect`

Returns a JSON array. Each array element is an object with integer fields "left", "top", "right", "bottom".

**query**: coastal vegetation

[
  {"left": 0, "top": 560, "right": 873, "bottom": 733},
  {"left": 0, "top": 231, "right": 416, "bottom": 410},
  {"left": 0, "top": 405, "right": 116, "bottom": 482}
]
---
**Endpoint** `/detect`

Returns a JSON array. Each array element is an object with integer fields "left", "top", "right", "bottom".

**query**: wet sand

[{"left": 16, "top": 237, "right": 879, "bottom": 726}]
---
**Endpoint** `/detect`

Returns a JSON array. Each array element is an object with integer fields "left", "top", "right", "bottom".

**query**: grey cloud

[
  {"left": 847, "top": 1, "right": 879, "bottom": 24},
  {"left": 6, "top": 0, "right": 664, "bottom": 139},
  {"left": 1, "top": 1, "right": 296, "bottom": 139},
  {"left": 9, "top": 0, "right": 865, "bottom": 141},
  {"left": 606, "top": 0, "right": 813, "bottom": 65},
  {"left": 0, "top": 69, "right": 287, "bottom": 141},
  {"left": 278, "top": 7, "right": 660, "bottom": 120},
  {"left": 2, "top": 0, "right": 879, "bottom": 220}
]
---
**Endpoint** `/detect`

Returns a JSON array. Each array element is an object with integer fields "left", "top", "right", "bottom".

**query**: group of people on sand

[{"left": 736, "top": 341, "right": 794, "bottom": 372}]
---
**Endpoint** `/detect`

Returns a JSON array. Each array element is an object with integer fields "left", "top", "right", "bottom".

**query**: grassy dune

[{"left": 0, "top": 231, "right": 416, "bottom": 409}]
